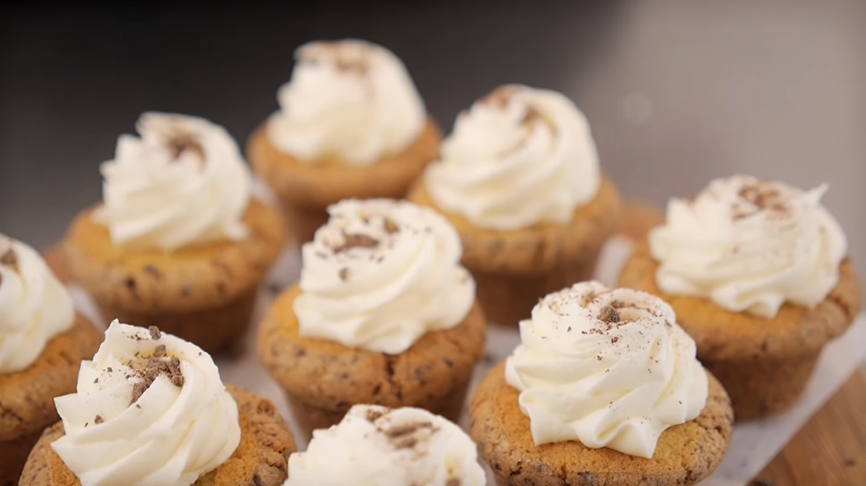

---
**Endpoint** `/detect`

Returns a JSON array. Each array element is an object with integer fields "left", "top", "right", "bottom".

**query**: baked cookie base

[
  {"left": 247, "top": 118, "right": 442, "bottom": 246},
  {"left": 62, "top": 199, "right": 287, "bottom": 356},
  {"left": 257, "top": 285, "right": 486, "bottom": 442},
  {"left": 618, "top": 242, "right": 861, "bottom": 420},
  {"left": 408, "top": 175, "right": 623, "bottom": 327},
  {"left": 471, "top": 362, "right": 734, "bottom": 486},
  {"left": 19, "top": 386, "right": 296, "bottom": 486},
  {"left": 471, "top": 252, "right": 600, "bottom": 326},
  {"left": 95, "top": 286, "right": 258, "bottom": 357},
  {"left": 0, "top": 314, "right": 101, "bottom": 484},
  {"left": 0, "top": 429, "right": 42, "bottom": 486}
]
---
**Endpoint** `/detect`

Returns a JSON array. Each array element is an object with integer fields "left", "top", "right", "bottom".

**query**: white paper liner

[{"left": 67, "top": 235, "right": 866, "bottom": 486}]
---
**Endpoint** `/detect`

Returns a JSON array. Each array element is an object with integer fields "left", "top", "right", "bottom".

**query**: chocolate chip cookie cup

[
  {"left": 408, "top": 85, "right": 623, "bottom": 326},
  {"left": 469, "top": 282, "right": 733, "bottom": 486},
  {"left": 19, "top": 321, "right": 296, "bottom": 486},
  {"left": 0, "top": 236, "right": 102, "bottom": 486},
  {"left": 257, "top": 199, "right": 486, "bottom": 441},
  {"left": 618, "top": 175, "right": 861, "bottom": 419},
  {"left": 61, "top": 113, "right": 287, "bottom": 355},
  {"left": 247, "top": 39, "right": 441, "bottom": 245}
]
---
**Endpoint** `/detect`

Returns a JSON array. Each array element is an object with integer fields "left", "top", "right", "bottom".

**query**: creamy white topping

[
  {"left": 0, "top": 235, "right": 74, "bottom": 373},
  {"left": 94, "top": 112, "right": 251, "bottom": 251},
  {"left": 505, "top": 281, "right": 707, "bottom": 458},
  {"left": 51, "top": 321, "right": 240, "bottom": 486},
  {"left": 284, "top": 404, "right": 485, "bottom": 486},
  {"left": 267, "top": 39, "right": 426, "bottom": 166},
  {"left": 294, "top": 199, "right": 474, "bottom": 354},
  {"left": 648, "top": 175, "right": 847, "bottom": 318},
  {"left": 423, "top": 84, "right": 600, "bottom": 230}
]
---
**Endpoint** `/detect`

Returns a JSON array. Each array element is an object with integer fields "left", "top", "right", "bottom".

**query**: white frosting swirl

[
  {"left": 0, "top": 236, "right": 74, "bottom": 373},
  {"left": 423, "top": 84, "right": 600, "bottom": 230},
  {"left": 294, "top": 199, "right": 474, "bottom": 354},
  {"left": 94, "top": 112, "right": 252, "bottom": 251},
  {"left": 648, "top": 175, "right": 848, "bottom": 318},
  {"left": 51, "top": 320, "right": 240, "bottom": 486},
  {"left": 266, "top": 39, "right": 426, "bottom": 166},
  {"left": 505, "top": 281, "right": 708, "bottom": 459},
  {"left": 285, "top": 404, "right": 485, "bottom": 486}
]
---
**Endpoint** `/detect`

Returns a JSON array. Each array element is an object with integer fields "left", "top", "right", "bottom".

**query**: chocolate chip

[
  {"left": 338, "top": 268, "right": 349, "bottom": 281},
  {"left": 148, "top": 326, "right": 162, "bottom": 340},
  {"left": 94, "top": 415, "right": 104, "bottom": 424},
  {"left": 365, "top": 408, "right": 386, "bottom": 423}
]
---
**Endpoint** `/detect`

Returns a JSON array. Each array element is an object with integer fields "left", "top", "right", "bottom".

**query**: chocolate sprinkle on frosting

[
  {"left": 166, "top": 132, "right": 205, "bottom": 162},
  {"left": 129, "top": 353, "right": 184, "bottom": 405},
  {"left": 383, "top": 218, "right": 400, "bottom": 235},
  {"left": 333, "top": 232, "right": 379, "bottom": 253},
  {"left": 598, "top": 306, "right": 621, "bottom": 324},
  {"left": 0, "top": 248, "right": 17, "bottom": 266}
]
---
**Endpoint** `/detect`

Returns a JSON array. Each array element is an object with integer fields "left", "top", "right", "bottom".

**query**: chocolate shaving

[
  {"left": 481, "top": 86, "right": 516, "bottom": 108},
  {"left": 148, "top": 326, "right": 162, "bottom": 340},
  {"left": 0, "top": 248, "right": 17, "bottom": 266},
  {"left": 94, "top": 415, "right": 104, "bottom": 425},
  {"left": 383, "top": 421, "right": 436, "bottom": 450},
  {"left": 129, "top": 354, "right": 184, "bottom": 405},
  {"left": 382, "top": 218, "right": 399, "bottom": 235},
  {"left": 332, "top": 232, "right": 379, "bottom": 253},
  {"left": 734, "top": 183, "right": 789, "bottom": 220},
  {"left": 166, "top": 132, "right": 205, "bottom": 162},
  {"left": 598, "top": 306, "right": 621, "bottom": 324},
  {"left": 365, "top": 408, "right": 386, "bottom": 423}
]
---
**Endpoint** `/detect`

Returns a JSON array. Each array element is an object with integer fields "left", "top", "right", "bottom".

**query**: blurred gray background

[{"left": 1, "top": 0, "right": 864, "bottom": 279}]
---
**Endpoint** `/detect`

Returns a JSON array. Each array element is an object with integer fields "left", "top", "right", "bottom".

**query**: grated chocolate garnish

[
  {"left": 129, "top": 353, "right": 184, "bottom": 405},
  {"left": 332, "top": 232, "right": 379, "bottom": 253}
]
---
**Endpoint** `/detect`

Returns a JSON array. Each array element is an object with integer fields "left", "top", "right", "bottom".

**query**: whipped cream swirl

[
  {"left": 267, "top": 39, "right": 426, "bottom": 166},
  {"left": 294, "top": 199, "right": 474, "bottom": 354},
  {"left": 423, "top": 84, "right": 600, "bottom": 230},
  {"left": 52, "top": 321, "right": 240, "bottom": 486},
  {"left": 648, "top": 175, "right": 848, "bottom": 318},
  {"left": 0, "top": 236, "right": 74, "bottom": 374},
  {"left": 94, "top": 112, "right": 251, "bottom": 251},
  {"left": 505, "top": 281, "right": 708, "bottom": 458},
  {"left": 285, "top": 404, "right": 485, "bottom": 486}
]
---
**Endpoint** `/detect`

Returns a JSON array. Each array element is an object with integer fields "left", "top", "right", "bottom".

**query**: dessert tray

[{"left": 63, "top": 194, "right": 866, "bottom": 486}]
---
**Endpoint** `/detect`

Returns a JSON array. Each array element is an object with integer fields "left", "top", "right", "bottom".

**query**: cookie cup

[
  {"left": 618, "top": 241, "right": 861, "bottom": 420},
  {"left": 19, "top": 386, "right": 295, "bottom": 486},
  {"left": 247, "top": 119, "right": 442, "bottom": 244},
  {"left": 408, "top": 175, "right": 624, "bottom": 326},
  {"left": 470, "top": 362, "right": 734, "bottom": 486},
  {"left": 0, "top": 314, "right": 101, "bottom": 486},
  {"left": 61, "top": 199, "right": 286, "bottom": 356},
  {"left": 257, "top": 285, "right": 486, "bottom": 441}
]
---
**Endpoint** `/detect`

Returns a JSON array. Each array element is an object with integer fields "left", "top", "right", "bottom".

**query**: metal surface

[{"left": 2, "top": 1, "right": 864, "bottom": 276}]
